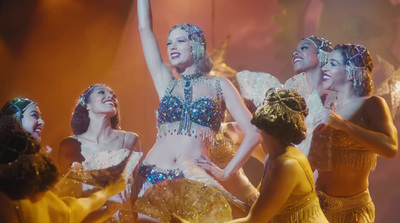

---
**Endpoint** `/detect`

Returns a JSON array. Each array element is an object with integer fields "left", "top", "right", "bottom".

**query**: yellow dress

[
  {"left": 310, "top": 127, "right": 376, "bottom": 223},
  {"left": 13, "top": 191, "right": 71, "bottom": 223},
  {"left": 269, "top": 154, "right": 327, "bottom": 223}
]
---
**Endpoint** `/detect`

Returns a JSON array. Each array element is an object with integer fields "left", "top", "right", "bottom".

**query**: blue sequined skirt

[{"left": 138, "top": 162, "right": 185, "bottom": 185}]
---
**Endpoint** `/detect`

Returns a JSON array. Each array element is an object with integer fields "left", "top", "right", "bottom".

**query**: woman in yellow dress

[
  {"left": 0, "top": 111, "right": 126, "bottom": 223},
  {"left": 311, "top": 44, "right": 398, "bottom": 222},
  {"left": 202, "top": 88, "right": 328, "bottom": 223}
]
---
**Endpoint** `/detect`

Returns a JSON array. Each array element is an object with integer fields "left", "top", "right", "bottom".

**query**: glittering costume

[
  {"left": 13, "top": 191, "right": 72, "bottom": 223},
  {"left": 134, "top": 75, "right": 247, "bottom": 222},
  {"left": 157, "top": 74, "right": 224, "bottom": 143},
  {"left": 236, "top": 70, "right": 281, "bottom": 108},
  {"left": 317, "top": 190, "right": 375, "bottom": 223},
  {"left": 237, "top": 71, "right": 325, "bottom": 157},
  {"left": 53, "top": 132, "right": 142, "bottom": 222},
  {"left": 209, "top": 124, "right": 259, "bottom": 206},
  {"left": 135, "top": 178, "right": 233, "bottom": 223},
  {"left": 267, "top": 154, "right": 326, "bottom": 223},
  {"left": 309, "top": 111, "right": 377, "bottom": 222}
]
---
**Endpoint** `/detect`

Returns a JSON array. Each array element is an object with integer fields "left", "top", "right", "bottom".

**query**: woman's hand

[
  {"left": 197, "top": 155, "right": 227, "bottom": 180},
  {"left": 313, "top": 108, "right": 345, "bottom": 130}
]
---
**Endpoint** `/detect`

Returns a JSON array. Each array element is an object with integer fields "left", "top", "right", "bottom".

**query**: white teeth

[
  {"left": 323, "top": 75, "right": 331, "bottom": 80},
  {"left": 293, "top": 58, "right": 301, "bottom": 63},
  {"left": 171, "top": 53, "right": 180, "bottom": 57}
]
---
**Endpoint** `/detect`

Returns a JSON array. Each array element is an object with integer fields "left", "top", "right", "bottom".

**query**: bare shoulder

[
  {"left": 273, "top": 153, "right": 305, "bottom": 178},
  {"left": 218, "top": 76, "right": 234, "bottom": 89},
  {"left": 121, "top": 131, "right": 140, "bottom": 152},
  {"left": 364, "top": 96, "right": 390, "bottom": 115},
  {"left": 365, "top": 95, "right": 387, "bottom": 107}
]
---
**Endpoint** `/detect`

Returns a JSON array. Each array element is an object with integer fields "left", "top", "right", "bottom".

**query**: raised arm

[
  {"left": 315, "top": 96, "right": 398, "bottom": 158},
  {"left": 137, "top": 0, "right": 174, "bottom": 99},
  {"left": 218, "top": 77, "right": 262, "bottom": 179},
  {"left": 343, "top": 96, "right": 398, "bottom": 158}
]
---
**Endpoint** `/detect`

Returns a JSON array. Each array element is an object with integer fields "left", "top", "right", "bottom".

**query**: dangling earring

[{"left": 317, "top": 49, "right": 329, "bottom": 67}]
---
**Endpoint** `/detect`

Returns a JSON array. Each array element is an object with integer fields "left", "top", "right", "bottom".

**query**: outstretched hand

[{"left": 197, "top": 155, "right": 227, "bottom": 180}]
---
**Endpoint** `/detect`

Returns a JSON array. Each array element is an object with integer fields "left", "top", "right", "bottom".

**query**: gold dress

[
  {"left": 268, "top": 154, "right": 327, "bottom": 223},
  {"left": 310, "top": 128, "right": 376, "bottom": 223}
]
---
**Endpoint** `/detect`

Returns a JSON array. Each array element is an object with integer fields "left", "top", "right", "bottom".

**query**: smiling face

[
  {"left": 292, "top": 39, "right": 319, "bottom": 74},
  {"left": 321, "top": 49, "right": 350, "bottom": 92},
  {"left": 86, "top": 85, "right": 118, "bottom": 118},
  {"left": 167, "top": 28, "right": 194, "bottom": 71},
  {"left": 20, "top": 104, "right": 44, "bottom": 142}
]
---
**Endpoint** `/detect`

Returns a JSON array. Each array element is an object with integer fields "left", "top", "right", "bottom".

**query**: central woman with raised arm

[{"left": 135, "top": 0, "right": 261, "bottom": 222}]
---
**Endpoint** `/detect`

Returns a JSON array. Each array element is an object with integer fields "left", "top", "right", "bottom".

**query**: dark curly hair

[
  {"left": 251, "top": 88, "right": 308, "bottom": 145},
  {"left": 70, "top": 84, "right": 120, "bottom": 135},
  {"left": 0, "top": 121, "right": 58, "bottom": 200},
  {"left": 334, "top": 44, "right": 373, "bottom": 97}
]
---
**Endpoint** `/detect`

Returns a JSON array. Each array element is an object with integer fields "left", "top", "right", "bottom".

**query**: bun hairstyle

[{"left": 251, "top": 88, "right": 308, "bottom": 145}]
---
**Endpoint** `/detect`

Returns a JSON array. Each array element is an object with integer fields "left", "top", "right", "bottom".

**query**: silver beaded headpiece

[
  {"left": 303, "top": 36, "right": 333, "bottom": 67},
  {"left": 342, "top": 44, "right": 371, "bottom": 83},
  {"left": 170, "top": 24, "right": 207, "bottom": 64}
]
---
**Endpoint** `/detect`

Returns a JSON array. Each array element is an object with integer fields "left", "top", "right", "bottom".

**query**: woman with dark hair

[
  {"left": 57, "top": 84, "right": 142, "bottom": 222},
  {"left": 222, "top": 88, "right": 328, "bottom": 222},
  {"left": 1, "top": 98, "right": 44, "bottom": 142},
  {"left": 236, "top": 36, "right": 334, "bottom": 162},
  {"left": 0, "top": 120, "right": 126, "bottom": 223},
  {"left": 134, "top": 0, "right": 261, "bottom": 221},
  {"left": 311, "top": 44, "right": 398, "bottom": 222}
]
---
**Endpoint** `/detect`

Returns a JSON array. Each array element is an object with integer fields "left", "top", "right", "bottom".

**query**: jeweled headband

[
  {"left": 303, "top": 35, "right": 333, "bottom": 67},
  {"left": 0, "top": 98, "right": 36, "bottom": 119},
  {"left": 336, "top": 43, "right": 372, "bottom": 83},
  {"left": 254, "top": 88, "right": 308, "bottom": 131},
  {"left": 78, "top": 84, "right": 106, "bottom": 106},
  {"left": 170, "top": 24, "right": 207, "bottom": 63},
  {"left": 260, "top": 88, "right": 308, "bottom": 116}
]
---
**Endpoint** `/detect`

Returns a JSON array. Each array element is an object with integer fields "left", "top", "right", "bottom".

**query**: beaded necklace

[{"left": 177, "top": 72, "right": 205, "bottom": 133}]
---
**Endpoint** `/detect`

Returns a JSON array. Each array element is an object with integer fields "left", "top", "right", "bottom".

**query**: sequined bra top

[
  {"left": 329, "top": 128, "right": 377, "bottom": 171},
  {"left": 309, "top": 106, "right": 377, "bottom": 172},
  {"left": 156, "top": 76, "right": 225, "bottom": 142}
]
